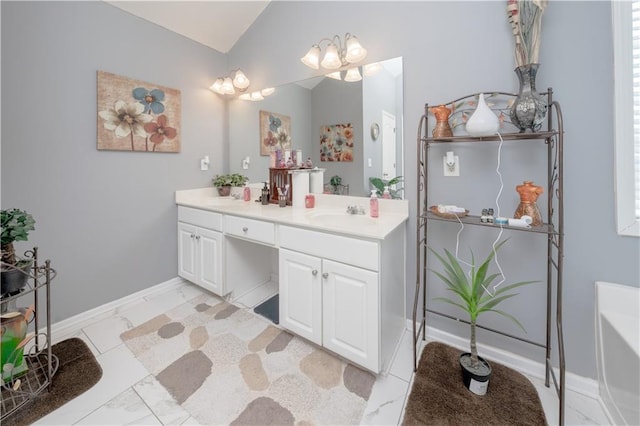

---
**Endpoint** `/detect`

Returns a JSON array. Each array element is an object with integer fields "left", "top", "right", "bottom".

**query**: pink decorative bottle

[
  {"left": 243, "top": 186, "right": 251, "bottom": 201},
  {"left": 370, "top": 190, "right": 379, "bottom": 218}
]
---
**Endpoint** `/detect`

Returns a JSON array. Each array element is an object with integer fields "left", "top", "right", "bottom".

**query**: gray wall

[
  {"left": 1, "top": 1, "right": 228, "bottom": 321},
  {"left": 228, "top": 1, "right": 640, "bottom": 378}
]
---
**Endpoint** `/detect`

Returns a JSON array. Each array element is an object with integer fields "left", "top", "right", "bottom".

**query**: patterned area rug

[{"left": 121, "top": 293, "right": 376, "bottom": 425}]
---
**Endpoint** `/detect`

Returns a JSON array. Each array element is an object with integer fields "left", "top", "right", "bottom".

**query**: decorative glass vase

[
  {"left": 465, "top": 93, "right": 500, "bottom": 137},
  {"left": 510, "top": 64, "right": 547, "bottom": 133}
]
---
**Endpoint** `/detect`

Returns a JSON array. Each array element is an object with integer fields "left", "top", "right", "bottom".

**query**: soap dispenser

[
  {"left": 370, "top": 189, "right": 379, "bottom": 218},
  {"left": 261, "top": 182, "right": 270, "bottom": 205},
  {"left": 382, "top": 186, "right": 391, "bottom": 199}
]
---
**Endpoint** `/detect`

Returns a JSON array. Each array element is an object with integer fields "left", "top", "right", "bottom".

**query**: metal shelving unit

[
  {"left": 413, "top": 89, "right": 565, "bottom": 425},
  {"left": 1, "top": 248, "right": 58, "bottom": 421}
]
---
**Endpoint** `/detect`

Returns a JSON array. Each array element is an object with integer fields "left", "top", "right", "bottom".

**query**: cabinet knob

[
  {"left": 195, "top": 235, "right": 200, "bottom": 240},
  {"left": 190, "top": 233, "right": 195, "bottom": 239},
  {"left": 312, "top": 269, "right": 318, "bottom": 276},
  {"left": 242, "top": 226, "right": 248, "bottom": 232},
  {"left": 322, "top": 272, "right": 329, "bottom": 279}
]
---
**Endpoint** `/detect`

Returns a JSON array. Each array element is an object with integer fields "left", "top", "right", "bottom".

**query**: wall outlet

[{"left": 443, "top": 155, "right": 459, "bottom": 176}]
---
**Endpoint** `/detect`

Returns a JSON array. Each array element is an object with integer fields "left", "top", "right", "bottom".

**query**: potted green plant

[
  {"left": 1, "top": 208, "right": 36, "bottom": 295},
  {"left": 212, "top": 173, "right": 249, "bottom": 196},
  {"left": 429, "top": 239, "right": 537, "bottom": 395},
  {"left": 369, "top": 176, "right": 404, "bottom": 199}
]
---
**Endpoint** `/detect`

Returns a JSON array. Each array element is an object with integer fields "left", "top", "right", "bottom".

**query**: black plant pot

[
  {"left": 459, "top": 352, "right": 492, "bottom": 396},
  {"left": 1, "top": 260, "right": 32, "bottom": 296}
]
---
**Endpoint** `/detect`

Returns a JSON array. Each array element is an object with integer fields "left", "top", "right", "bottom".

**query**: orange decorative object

[
  {"left": 514, "top": 181, "right": 544, "bottom": 226},
  {"left": 429, "top": 105, "right": 453, "bottom": 138}
]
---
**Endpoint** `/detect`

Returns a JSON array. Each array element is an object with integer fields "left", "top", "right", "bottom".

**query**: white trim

[
  {"left": 406, "top": 319, "right": 600, "bottom": 399},
  {"left": 613, "top": 0, "right": 640, "bottom": 237},
  {"left": 49, "top": 277, "right": 185, "bottom": 340}
]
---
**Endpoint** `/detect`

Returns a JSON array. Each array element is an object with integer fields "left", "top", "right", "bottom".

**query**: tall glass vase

[{"left": 509, "top": 64, "right": 547, "bottom": 133}]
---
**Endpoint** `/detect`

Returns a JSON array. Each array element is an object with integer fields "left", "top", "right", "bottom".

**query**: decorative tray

[{"left": 429, "top": 206, "right": 469, "bottom": 219}]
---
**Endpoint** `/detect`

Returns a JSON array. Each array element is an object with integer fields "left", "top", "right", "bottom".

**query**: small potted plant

[
  {"left": 429, "top": 239, "right": 537, "bottom": 395},
  {"left": 1, "top": 208, "right": 36, "bottom": 295},
  {"left": 212, "top": 173, "right": 249, "bottom": 196},
  {"left": 369, "top": 176, "right": 404, "bottom": 199}
]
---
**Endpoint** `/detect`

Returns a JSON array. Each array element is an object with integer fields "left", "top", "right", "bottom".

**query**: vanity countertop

[{"left": 175, "top": 187, "right": 409, "bottom": 240}]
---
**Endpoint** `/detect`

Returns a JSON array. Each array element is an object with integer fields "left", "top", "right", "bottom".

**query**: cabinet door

[
  {"left": 178, "top": 222, "right": 197, "bottom": 283},
  {"left": 279, "top": 249, "right": 322, "bottom": 345},
  {"left": 322, "top": 259, "right": 379, "bottom": 372},
  {"left": 197, "top": 227, "right": 223, "bottom": 295}
]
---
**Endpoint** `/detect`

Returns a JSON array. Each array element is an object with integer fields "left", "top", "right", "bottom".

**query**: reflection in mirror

[{"left": 228, "top": 57, "right": 404, "bottom": 198}]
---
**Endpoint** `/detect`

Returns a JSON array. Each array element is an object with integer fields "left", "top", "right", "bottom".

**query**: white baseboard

[
  {"left": 406, "top": 319, "right": 600, "bottom": 400},
  {"left": 50, "top": 277, "right": 185, "bottom": 340}
]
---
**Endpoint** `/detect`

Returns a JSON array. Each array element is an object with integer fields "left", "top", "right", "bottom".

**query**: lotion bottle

[
  {"left": 370, "top": 190, "right": 379, "bottom": 218},
  {"left": 382, "top": 186, "right": 391, "bottom": 199}
]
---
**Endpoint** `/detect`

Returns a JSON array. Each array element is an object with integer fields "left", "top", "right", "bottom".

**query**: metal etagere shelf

[
  {"left": 1, "top": 247, "right": 59, "bottom": 421},
  {"left": 413, "top": 89, "right": 565, "bottom": 425}
]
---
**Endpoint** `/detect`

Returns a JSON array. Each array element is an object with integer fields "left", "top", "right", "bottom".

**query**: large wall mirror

[{"left": 228, "top": 57, "right": 404, "bottom": 198}]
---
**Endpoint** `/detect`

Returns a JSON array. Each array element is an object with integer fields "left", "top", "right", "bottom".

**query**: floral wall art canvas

[
  {"left": 260, "top": 110, "right": 291, "bottom": 156},
  {"left": 97, "top": 71, "right": 181, "bottom": 152},
  {"left": 320, "top": 123, "right": 354, "bottom": 162}
]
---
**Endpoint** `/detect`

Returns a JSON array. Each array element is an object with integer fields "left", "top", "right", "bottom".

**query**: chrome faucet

[{"left": 346, "top": 205, "right": 365, "bottom": 215}]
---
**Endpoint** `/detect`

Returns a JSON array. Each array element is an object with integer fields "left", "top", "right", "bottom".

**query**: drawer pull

[
  {"left": 312, "top": 269, "right": 318, "bottom": 276},
  {"left": 190, "top": 233, "right": 196, "bottom": 239},
  {"left": 195, "top": 235, "right": 201, "bottom": 240},
  {"left": 322, "top": 272, "right": 329, "bottom": 279},
  {"left": 242, "top": 226, "right": 248, "bottom": 232}
]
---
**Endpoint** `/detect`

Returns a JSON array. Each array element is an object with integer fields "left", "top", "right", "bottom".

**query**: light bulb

[
  {"left": 363, "top": 62, "right": 382, "bottom": 76},
  {"left": 260, "top": 87, "right": 275, "bottom": 96},
  {"left": 320, "top": 43, "right": 342, "bottom": 69},
  {"left": 345, "top": 35, "right": 367, "bottom": 63},
  {"left": 344, "top": 67, "right": 362, "bottom": 82},
  {"left": 232, "top": 70, "right": 250, "bottom": 90},
  {"left": 301, "top": 45, "right": 320, "bottom": 70},
  {"left": 209, "top": 78, "right": 224, "bottom": 94},
  {"left": 222, "top": 77, "right": 235, "bottom": 95}
]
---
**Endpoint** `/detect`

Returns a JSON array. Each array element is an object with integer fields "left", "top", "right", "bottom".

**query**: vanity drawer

[
  {"left": 178, "top": 206, "right": 222, "bottom": 231},
  {"left": 224, "top": 215, "right": 275, "bottom": 246},
  {"left": 279, "top": 225, "right": 379, "bottom": 271}
]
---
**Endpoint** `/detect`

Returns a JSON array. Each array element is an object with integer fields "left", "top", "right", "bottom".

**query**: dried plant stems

[{"left": 507, "top": 0, "right": 547, "bottom": 67}]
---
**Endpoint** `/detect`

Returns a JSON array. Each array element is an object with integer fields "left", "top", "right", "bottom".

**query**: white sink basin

[{"left": 306, "top": 210, "right": 377, "bottom": 226}]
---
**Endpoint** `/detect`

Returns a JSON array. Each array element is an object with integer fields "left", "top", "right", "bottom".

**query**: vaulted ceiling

[{"left": 104, "top": 1, "right": 270, "bottom": 53}]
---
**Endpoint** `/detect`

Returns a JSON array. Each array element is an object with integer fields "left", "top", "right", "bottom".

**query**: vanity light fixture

[
  {"left": 301, "top": 33, "right": 367, "bottom": 71},
  {"left": 344, "top": 67, "right": 362, "bottom": 82},
  {"left": 238, "top": 88, "right": 276, "bottom": 102},
  {"left": 209, "top": 69, "right": 251, "bottom": 95},
  {"left": 363, "top": 62, "right": 382, "bottom": 77}
]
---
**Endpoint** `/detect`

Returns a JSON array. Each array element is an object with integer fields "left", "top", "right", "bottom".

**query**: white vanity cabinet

[
  {"left": 279, "top": 225, "right": 391, "bottom": 372},
  {"left": 177, "top": 207, "right": 224, "bottom": 296}
]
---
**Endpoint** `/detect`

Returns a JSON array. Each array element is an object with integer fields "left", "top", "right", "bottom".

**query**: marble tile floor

[{"left": 31, "top": 281, "right": 611, "bottom": 425}]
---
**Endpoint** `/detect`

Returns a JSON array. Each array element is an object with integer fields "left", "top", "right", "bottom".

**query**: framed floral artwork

[
  {"left": 97, "top": 71, "right": 181, "bottom": 152},
  {"left": 320, "top": 123, "right": 354, "bottom": 162},
  {"left": 260, "top": 110, "right": 291, "bottom": 156}
]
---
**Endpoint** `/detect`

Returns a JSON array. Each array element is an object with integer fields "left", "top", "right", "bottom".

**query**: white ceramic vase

[{"left": 465, "top": 93, "right": 500, "bottom": 137}]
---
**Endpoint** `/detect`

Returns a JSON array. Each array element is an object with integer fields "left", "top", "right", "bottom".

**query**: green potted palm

[
  {"left": 369, "top": 175, "right": 404, "bottom": 199},
  {"left": 1, "top": 209, "right": 36, "bottom": 295},
  {"left": 212, "top": 173, "right": 249, "bottom": 196},
  {"left": 429, "top": 239, "right": 537, "bottom": 395}
]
